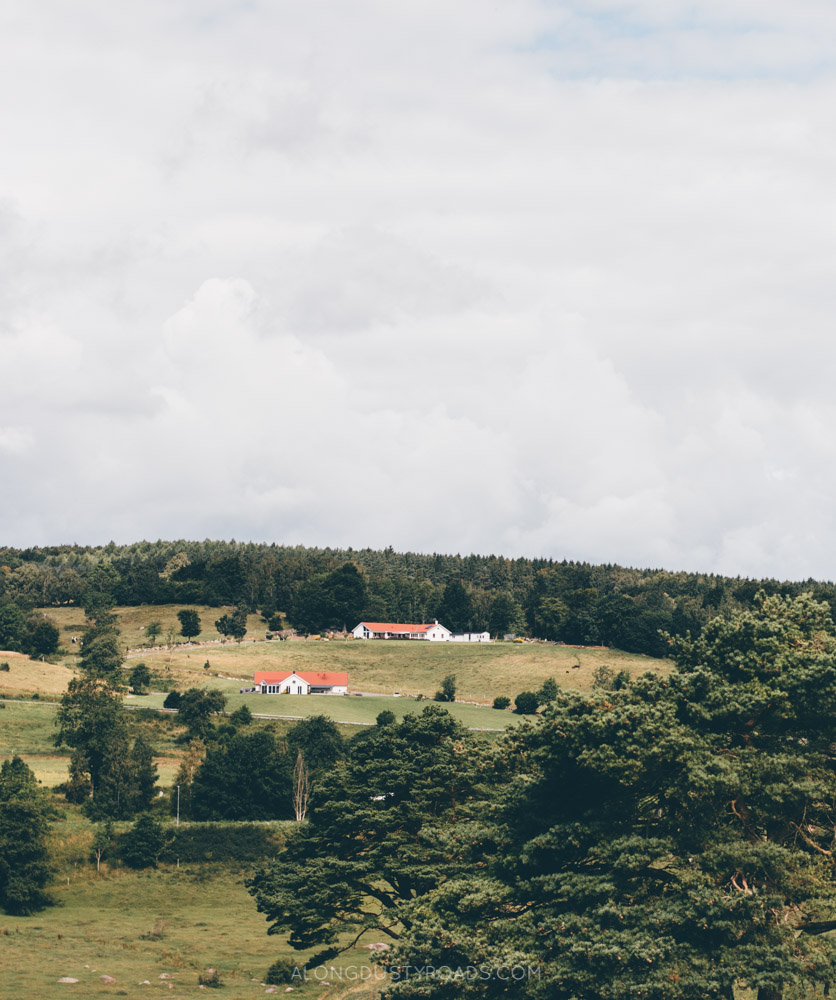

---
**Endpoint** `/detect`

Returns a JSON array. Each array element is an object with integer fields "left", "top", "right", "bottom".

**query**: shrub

[
  {"left": 376, "top": 710, "right": 396, "bottom": 727},
  {"left": 230, "top": 704, "right": 252, "bottom": 726},
  {"left": 265, "top": 958, "right": 300, "bottom": 985},
  {"left": 0, "top": 663, "right": 9, "bottom": 672},
  {"left": 433, "top": 674, "right": 456, "bottom": 703},
  {"left": 591, "top": 665, "right": 615, "bottom": 690},
  {"left": 513, "top": 691, "right": 539, "bottom": 715},
  {"left": 203, "top": 660, "right": 211, "bottom": 671},
  {"left": 120, "top": 815, "right": 169, "bottom": 869},
  {"left": 538, "top": 677, "right": 558, "bottom": 702},
  {"left": 163, "top": 690, "right": 181, "bottom": 710},
  {"left": 492, "top": 696, "right": 511, "bottom": 710},
  {"left": 198, "top": 968, "right": 223, "bottom": 988}
]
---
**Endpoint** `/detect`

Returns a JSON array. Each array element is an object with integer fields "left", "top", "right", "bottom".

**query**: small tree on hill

[
  {"left": 434, "top": 674, "right": 456, "bottom": 703},
  {"left": 538, "top": 677, "right": 558, "bottom": 703},
  {"left": 513, "top": 690, "right": 539, "bottom": 715},
  {"left": 177, "top": 609, "right": 201, "bottom": 643},
  {"left": 145, "top": 620, "right": 162, "bottom": 646},
  {"left": 130, "top": 662, "right": 151, "bottom": 694}
]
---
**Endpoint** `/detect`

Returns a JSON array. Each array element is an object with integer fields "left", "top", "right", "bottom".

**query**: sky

[{"left": 2, "top": 1, "right": 836, "bottom": 580}]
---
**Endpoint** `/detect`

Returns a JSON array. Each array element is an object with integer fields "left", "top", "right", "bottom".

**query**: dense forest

[{"left": 2, "top": 540, "right": 836, "bottom": 657}]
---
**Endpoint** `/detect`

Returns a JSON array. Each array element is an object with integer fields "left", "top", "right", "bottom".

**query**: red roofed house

[
  {"left": 252, "top": 670, "right": 349, "bottom": 695},
  {"left": 352, "top": 621, "right": 452, "bottom": 641}
]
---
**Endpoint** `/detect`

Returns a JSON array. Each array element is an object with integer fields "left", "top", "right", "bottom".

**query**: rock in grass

[
  {"left": 100, "top": 975, "right": 117, "bottom": 983},
  {"left": 58, "top": 978, "right": 79, "bottom": 984}
]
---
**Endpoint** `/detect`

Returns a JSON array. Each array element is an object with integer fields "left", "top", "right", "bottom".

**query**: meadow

[{"left": 1, "top": 827, "right": 382, "bottom": 1000}]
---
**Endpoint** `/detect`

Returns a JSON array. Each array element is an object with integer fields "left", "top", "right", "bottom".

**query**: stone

[
  {"left": 159, "top": 974, "right": 173, "bottom": 980},
  {"left": 58, "top": 978, "right": 79, "bottom": 984},
  {"left": 100, "top": 975, "right": 117, "bottom": 984}
]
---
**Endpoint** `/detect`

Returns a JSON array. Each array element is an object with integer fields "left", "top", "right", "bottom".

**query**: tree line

[{"left": 5, "top": 540, "right": 836, "bottom": 656}]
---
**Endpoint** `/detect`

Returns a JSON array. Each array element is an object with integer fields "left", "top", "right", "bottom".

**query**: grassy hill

[{"left": 1, "top": 814, "right": 381, "bottom": 1000}]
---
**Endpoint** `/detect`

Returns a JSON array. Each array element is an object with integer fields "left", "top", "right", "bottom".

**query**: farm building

[
  {"left": 450, "top": 632, "right": 491, "bottom": 642},
  {"left": 352, "top": 621, "right": 452, "bottom": 641},
  {"left": 249, "top": 670, "right": 349, "bottom": 695}
]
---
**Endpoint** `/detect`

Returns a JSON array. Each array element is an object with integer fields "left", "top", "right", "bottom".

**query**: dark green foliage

[
  {"left": 177, "top": 608, "right": 201, "bottom": 642},
  {"left": 290, "top": 562, "right": 367, "bottom": 633},
  {"left": 538, "top": 676, "right": 558, "bottom": 702},
  {"left": 387, "top": 592, "right": 836, "bottom": 1000},
  {"left": 129, "top": 662, "right": 151, "bottom": 694},
  {"left": 0, "top": 662, "right": 8, "bottom": 671},
  {"left": 267, "top": 613, "right": 283, "bottom": 632},
  {"left": 376, "top": 709, "right": 396, "bottom": 726},
  {"left": 265, "top": 958, "right": 300, "bottom": 985},
  {"left": 285, "top": 715, "right": 344, "bottom": 776},
  {"left": 191, "top": 729, "right": 293, "bottom": 820},
  {"left": 0, "top": 756, "right": 53, "bottom": 914},
  {"left": 491, "top": 695, "right": 510, "bottom": 710},
  {"left": 145, "top": 620, "right": 162, "bottom": 645},
  {"left": 55, "top": 676, "right": 125, "bottom": 794},
  {"left": 87, "top": 734, "right": 158, "bottom": 820},
  {"left": 198, "top": 968, "right": 223, "bottom": 988},
  {"left": 90, "top": 821, "right": 115, "bottom": 870},
  {"left": 247, "top": 705, "right": 492, "bottom": 960},
  {"left": 163, "top": 689, "right": 181, "bottom": 709},
  {"left": 120, "top": 814, "right": 170, "bottom": 869},
  {"left": 513, "top": 690, "right": 539, "bottom": 714},
  {"left": 433, "top": 673, "right": 456, "bottom": 702},
  {"left": 178, "top": 688, "right": 227, "bottom": 739},
  {"left": 230, "top": 704, "right": 252, "bottom": 726},
  {"left": 0, "top": 602, "right": 28, "bottom": 651},
  {"left": 162, "top": 822, "right": 284, "bottom": 864},
  {"left": 437, "top": 579, "right": 472, "bottom": 632},
  {"left": 215, "top": 608, "right": 247, "bottom": 642},
  {"left": 28, "top": 618, "right": 59, "bottom": 657}
]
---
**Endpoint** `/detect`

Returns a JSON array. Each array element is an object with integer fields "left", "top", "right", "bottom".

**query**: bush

[
  {"left": 121, "top": 814, "right": 169, "bottom": 869},
  {"left": 203, "top": 661, "right": 211, "bottom": 671},
  {"left": 592, "top": 665, "right": 617, "bottom": 690},
  {"left": 198, "top": 968, "right": 223, "bottom": 988},
  {"left": 513, "top": 691, "right": 539, "bottom": 715},
  {"left": 230, "top": 704, "right": 252, "bottom": 726},
  {"left": 538, "top": 677, "right": 558, "bottom": 702},
  {"left": 0, "top": 663, "right": 9, "bottom": 672},
  {"left": 492, "top": 696, "right": 511, "bottom": 710},
  {"left": 433, "top": 674, "right": 456, "bottom": 703},
  {"left": 376, "top": 710, "right": 396, "bottom": 727},
  {"left": 265, "top": 958, "right": 301, "bottom": 985},
  {"left": 163, "top": 823, "right": 284, "bottom": 864},
  {"left": 163, "top": 690, "right": 181, "bottom": 710}
]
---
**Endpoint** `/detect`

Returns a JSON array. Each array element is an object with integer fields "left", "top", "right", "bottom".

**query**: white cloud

[{"left": 2, "top": 1, "right": 836, "bottom": 579}]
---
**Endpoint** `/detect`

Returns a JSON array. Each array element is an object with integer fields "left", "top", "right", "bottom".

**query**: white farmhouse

[
  {"left": 252, "top": 670, "right": 348, "bottom": 694},
  {"left": 352, "top": 621, "right": 452, "bottom": 641}
]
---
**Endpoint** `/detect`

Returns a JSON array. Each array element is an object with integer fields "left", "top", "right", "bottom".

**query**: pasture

[{"left": 1, "top": 825, "right": 382, "bottom": 1000}]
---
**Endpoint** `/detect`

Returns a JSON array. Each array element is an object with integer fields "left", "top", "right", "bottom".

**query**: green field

[{"left": 0, "top": 835, "right": 381, "bottom": 1000}]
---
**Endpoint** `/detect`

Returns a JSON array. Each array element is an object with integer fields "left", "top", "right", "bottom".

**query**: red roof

[
  {"left": 357, "top": 622, "right": 440, "bottom": 633},
  {"left": 254, "top": 670, "right": 348, "bottom": 687}
]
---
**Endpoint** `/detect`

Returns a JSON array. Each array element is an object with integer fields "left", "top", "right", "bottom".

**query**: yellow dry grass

[{"left": 0, "top": 650, "right": 75, "bottom": 695}]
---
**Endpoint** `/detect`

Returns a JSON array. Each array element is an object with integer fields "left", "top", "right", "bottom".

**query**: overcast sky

[{"left": 2, "top": 1, "right": 836, "bottom": 580}]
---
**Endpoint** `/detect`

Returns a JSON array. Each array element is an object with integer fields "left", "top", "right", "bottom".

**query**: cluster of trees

[
  {"left": 248, "top": 593, "right": 836, "bottom": 1000},
  {"left": 53, "top": 600, "right": 158, "bottom": 819},
  {"left": 0, "top": 757, "right": 54, "bottom": 915},
  {"left": 6, "top": 540, "right": 836, "bottom": 657},
  {"left": 171, "top": 712, "right": 344, "bottom": 822},
  {"left": 0, "top": 602, "right": 59, "bottom": 657}
]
